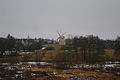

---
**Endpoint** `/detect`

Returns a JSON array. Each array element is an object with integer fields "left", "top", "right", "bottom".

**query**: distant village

[
  {"left": 0, "top": 34, "right": 56, "bottom": 55},
  {"left": 0, "top": 33, "right": 120, "bottom": 56}
]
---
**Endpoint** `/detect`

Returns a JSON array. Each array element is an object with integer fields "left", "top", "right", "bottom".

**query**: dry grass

[
  {"left": 23, "top": 66, "right": 120, "bottom": 80},
  {"left": 104, "top": 49, "right": 115, "bottom": 54}
]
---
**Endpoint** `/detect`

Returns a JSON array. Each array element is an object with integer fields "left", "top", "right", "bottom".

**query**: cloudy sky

[{"left": 0, "top": 0, "right": 120, "bottom": 40}]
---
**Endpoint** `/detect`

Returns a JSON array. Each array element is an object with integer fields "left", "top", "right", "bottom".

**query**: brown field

[{"left": 104, "top": 49, "right": 115, "bottom": 54}]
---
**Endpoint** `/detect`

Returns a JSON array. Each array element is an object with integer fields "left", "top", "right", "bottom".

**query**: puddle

[
  {"left": 71, "top": 61, "right": 120, "bottom": 69},
  {"left": 23, "top": 62, "right": 52, "bottom": 65},
  {"left": 66, "top": 77, "right": 88, "bottom": 80},
  {"left": 0, "top": 63, "right": 10, "bottom": 66},
  {"left": 1, "top": 61, "right": 52, "bottom": 66},
  {"left": 17, "top": 71, "right": 23, "bottom": 74},
  {"left": 105, "top": 64, "right": 118, "bottom": 67},
  {"left": 15, "top": 73, "right": 23, "bottom": 78}
]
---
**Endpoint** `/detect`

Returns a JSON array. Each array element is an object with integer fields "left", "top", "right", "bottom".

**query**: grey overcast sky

[{"left": 0, "top": 0, "right": 120, "bottom": 40}]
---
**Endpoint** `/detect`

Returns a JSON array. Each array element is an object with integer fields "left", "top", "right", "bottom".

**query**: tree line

[
  {"left": 0, "top": 34, "right": 42, "bottom": 55},
  {"left": 0, "top": 34, "right": 120, "bottom": 62},
  {"left": 65, "top": 35, "right": 120, "bottom": 63}
]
